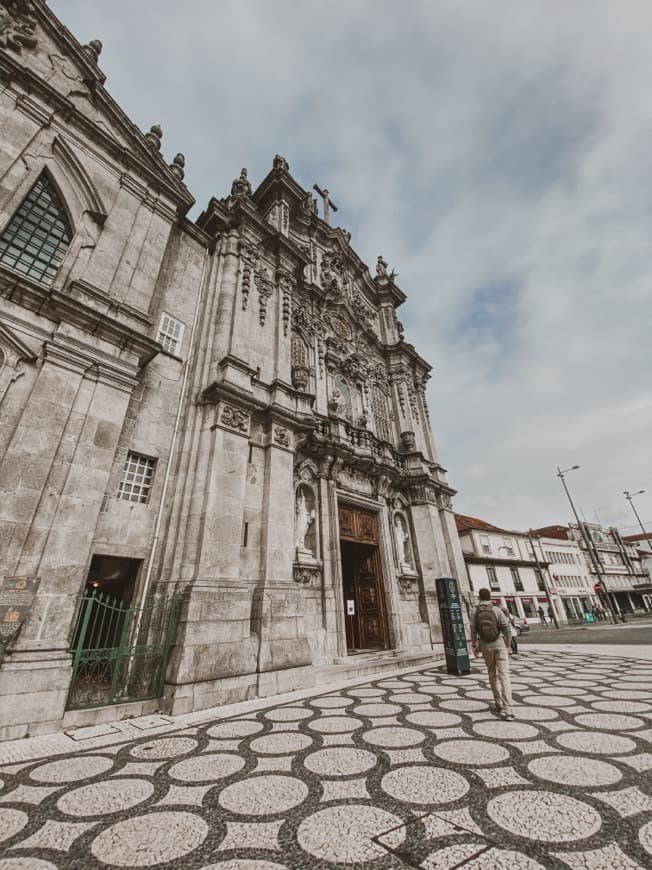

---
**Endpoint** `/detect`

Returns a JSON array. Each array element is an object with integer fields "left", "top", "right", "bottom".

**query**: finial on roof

[
  {"left": 145, "top": 124, "right": 162, "bottom": 151},
  {"left": 82, "top": 39, "right": 103, "bottom": 63},
  {"left": 231, "top": 168, "right": 252, "bottom": 198},
  {"left": 169, "top": 153, "right": 185, "bottom": 181},
  {"left": 273, "top": 154, "right": 289, "bottom": 172}
]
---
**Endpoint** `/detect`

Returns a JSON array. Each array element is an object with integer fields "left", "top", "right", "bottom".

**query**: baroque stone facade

[{"left": 0, "top": 0, "right": 470, "bottom": 739}]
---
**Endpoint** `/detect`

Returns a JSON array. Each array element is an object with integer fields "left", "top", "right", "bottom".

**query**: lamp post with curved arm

[{"left": 624, "top": 490, "right": 651, "bottom": 552}]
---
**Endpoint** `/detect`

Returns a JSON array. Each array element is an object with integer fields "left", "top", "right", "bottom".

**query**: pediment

[
  {"left": 1, "top": 2, "right": 193, "bottom": 210},
  {"left": 0, "top": 319, "right": 38, "bottom": 366}
]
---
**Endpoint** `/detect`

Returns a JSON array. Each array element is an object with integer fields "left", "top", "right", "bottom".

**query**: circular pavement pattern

[
  {"left": 218, "top": 775, "right": 309, "bottom": 816},
  {"left": 303, "top": 747, "right": 377, "bottom": 777},
  {"left": 169, "top": 753, "right": 245, "bottom": 782},
  {"left": 90, "top": 811, "right": 208, "bottom": 866},
  {"left": 1, "top": 650, "right": 650, "bottom": 869},
  {"left": 297, "top": 805, "right": 404, "bottom": 863},
  {"left": 556, "top": 730, "right": 637, "bottom": 756},
  {"left": 528, "top": 755, "right": 622, "bottom": 787},
  {"left": 381, "top": 764, "right": 469, "bottom": 804},
  {"left": 487, "top": 790, "right": 602, "bottom": 841},
  {"left": 57, "top": 777, "right": 154, "bottom": 817},
  {"left": 434, "top": 738, "right": 509, "bottom": 765}
]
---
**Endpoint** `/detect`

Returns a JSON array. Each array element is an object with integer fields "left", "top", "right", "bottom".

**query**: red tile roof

[
  {"left": 529, "top": 525, "right": 571, "bottom": 540},
  {"left": 623, "top": 531, "right": 652, "bottom": 542},
  {"left": 455, "top": 513, "right": 514, "bottom": 534}
]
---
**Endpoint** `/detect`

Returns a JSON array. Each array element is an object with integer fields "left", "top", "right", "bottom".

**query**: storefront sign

[
  {"left": 435, "top": 577, "right": 470, "bottom": 676},
  {"left": 0, "top": 576, "right": 40, "bottom": 646}
]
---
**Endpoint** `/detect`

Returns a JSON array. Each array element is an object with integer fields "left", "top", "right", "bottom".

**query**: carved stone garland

[
  {"left": 239, "top": 243, "right": 257, "bottom": 311},
  {"left": 277, "top": 269, "right": 295, "bottom": 336},
  {"left": 254, "top": 267, "right": 274, "bottom": 326}
]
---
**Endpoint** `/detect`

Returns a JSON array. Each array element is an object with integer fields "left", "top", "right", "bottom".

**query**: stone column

[{"left": 253, "top": 423, "right": 314, "bottom": 695}]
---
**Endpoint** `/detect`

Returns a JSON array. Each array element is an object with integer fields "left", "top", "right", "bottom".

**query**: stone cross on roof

[{"left": 313, "top": 184, "right": 338, "bottom": 224}]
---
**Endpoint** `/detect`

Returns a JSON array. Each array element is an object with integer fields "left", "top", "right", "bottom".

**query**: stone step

[{"left": 316, "top": 649, "right": 445, "bottom": 683}]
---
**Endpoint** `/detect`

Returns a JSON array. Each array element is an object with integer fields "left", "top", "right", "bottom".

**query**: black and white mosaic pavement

[{"left": 0, "top": 650, "right": 651, "bottom": 869}]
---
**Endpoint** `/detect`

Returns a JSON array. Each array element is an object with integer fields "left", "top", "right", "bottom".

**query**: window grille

[
  {"left": 0, "top": 175, "right": 71, "bottom": 285},
  {"left": 157, "top": 313, "right": 184, "bottom": 355},
  {"left": 117, "top": 452, "right": 156, "bottom": 504}
]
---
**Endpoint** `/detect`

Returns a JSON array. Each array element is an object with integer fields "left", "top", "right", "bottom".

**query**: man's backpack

[{"left": 476, "top": 604, "right": 500, "bottom": 643}]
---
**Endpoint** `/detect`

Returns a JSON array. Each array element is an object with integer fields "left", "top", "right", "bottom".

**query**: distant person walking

[
  {"left": 537, "top": 606, "right": 547, "bottom": 625},
  {"left": 471, "top": 589, "right": 515, "bottom": 720}
]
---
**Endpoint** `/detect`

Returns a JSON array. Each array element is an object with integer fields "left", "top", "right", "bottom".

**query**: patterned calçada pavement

[{"left": 0, "top": 650, "right": 651, "bottom": 869}]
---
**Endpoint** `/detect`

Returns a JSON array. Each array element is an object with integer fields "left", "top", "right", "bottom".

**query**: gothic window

[
  {"left": 371, "top": 385, "right": 392, "bottom": 442},
  {"left": 334, "top": 374, "right": 353, "bottom": 421},
  {"left": 0, "top": 175, "right": 72, "bottom": 285}
]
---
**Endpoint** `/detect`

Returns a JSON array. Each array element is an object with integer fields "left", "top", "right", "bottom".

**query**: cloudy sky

[{"left": 50, "top": 0, "right": 652, "bottom": 535}]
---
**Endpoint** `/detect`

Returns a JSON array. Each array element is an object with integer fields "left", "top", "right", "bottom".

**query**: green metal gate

[{"left": 67, "top": 590, "right": 182, "bottom": 710}]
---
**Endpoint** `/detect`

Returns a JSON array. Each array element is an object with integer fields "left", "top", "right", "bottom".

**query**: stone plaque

[{"left": 0, "top": 576, "right": 40, "bottom": 645}]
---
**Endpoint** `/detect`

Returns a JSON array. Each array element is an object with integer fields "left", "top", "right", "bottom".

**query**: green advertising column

[{"left": 436, "top": 577, "right": 470, "bottom": 675}]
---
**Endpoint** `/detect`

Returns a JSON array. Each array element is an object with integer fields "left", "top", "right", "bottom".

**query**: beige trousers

[{"left": 482, "top": 645, "right": 513, "bottom": 713}]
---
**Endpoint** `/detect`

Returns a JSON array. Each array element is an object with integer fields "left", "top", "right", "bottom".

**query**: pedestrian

[
  {"left": 500, "top": 607, "right": 518, "bottom": 655},
  {"left": 537, "top": 605, "right": 547, "bottom": 625},
  {"left": 471, "top": 589, "right": 515, "bottom": 720}
]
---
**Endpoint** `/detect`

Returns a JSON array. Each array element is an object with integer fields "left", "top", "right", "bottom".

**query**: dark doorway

[
  {"left": 338, "top": 505, "right": 390, "bottom": 653},
  {"left": 85, "top": 555, "right": 140, "bottom": 604}
]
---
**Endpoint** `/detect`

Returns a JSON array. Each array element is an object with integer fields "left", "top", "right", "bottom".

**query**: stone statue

[
  {"left": 376, "top": 255, "right": 388, "bottom": 278},
  {"left": 295, "top": 488, "right": 315, "bottom": 555},
  {"left": 231, "top": 168, "right": 252, "bottom": 198},
  {"left": 394, "top": 514, "right": 412, "bottom": 569}
]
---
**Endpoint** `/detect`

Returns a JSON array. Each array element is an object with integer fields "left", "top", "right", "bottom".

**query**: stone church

[{"left": 0, "top": 0, "right": 470, "bottom": 739}]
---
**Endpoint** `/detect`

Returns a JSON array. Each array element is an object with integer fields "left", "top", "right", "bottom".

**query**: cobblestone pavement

[{"left": 1, "top": 650, "right": 651, "bottom": 869}]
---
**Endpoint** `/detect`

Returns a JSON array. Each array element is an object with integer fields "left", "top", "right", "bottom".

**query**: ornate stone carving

[
  {"left": 277, "top": 269, "right": 295, "bottom": 336},
  {"left": 351, "top": 288, "right": 375, "bottom": 330},
  {"left": 409, "top": 483, "right": 438, "bottom": 505},
  {"left": 82, "top": 39, "right": 102, "bottom": 64},
  {"left": 291, "top": 366, "right": 310, "bottom": 390},
  {"left": 220, "top": 404, "right": 250, "bottom": 432},
  {"left": 274, "top": 426, "right": 290, "bottom": 448},
  {"left": 254, "top": 267, "right": 274, "bottom": 326},
  {"left": 0, "top": 1, "right": 37, "bottom": 53},
  {"left": 239, "top": 242, "right": 257, "bottom": 311},
  {"left": 168, "top": 153, "right": 185, "bottom": 181},
  {"left": 320, "top": 253, "right": 350, "bottom": 301},
  {"left": 376, "top": 255, "right": 388, "bottom": 278},
  {"left": 273, "top": 154, "right": 289, "bottom": 171},
  {"left": 439, "top": 492, "right": 453, "bottom": 510},
  {"left": 144, "top": 124, "right": 162, "bottom": 151},
  {"left": 400, "top": 430, "right": 416, "bottom": 451},
  {"left": 231, "top": 168, "right": 252, "bottom": 198},
  {"left": 293, "top": 564, "right": 320, "bottom": 585},
  {"left": 327, "top": 313, "right": 353, "bottom": 341},
  {"left": 301, "top": 191, "right": 318, "bottom": 216}
]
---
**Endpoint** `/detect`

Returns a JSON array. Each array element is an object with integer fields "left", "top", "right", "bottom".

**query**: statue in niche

[
  {"left": 295, "top": 486, "right": 316, "bottom": 559},
  {"left": 394, "top": 513, "right": 413, "bottom": 572}
]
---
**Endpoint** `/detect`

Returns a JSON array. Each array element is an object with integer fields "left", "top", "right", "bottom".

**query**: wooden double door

[{"left": 339, "top": 505, "right": 389, "bottom": 652}]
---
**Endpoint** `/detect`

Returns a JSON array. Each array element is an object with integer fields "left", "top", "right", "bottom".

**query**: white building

[{"left": 455, "top": 515, "right": 565, "bottom": 624}]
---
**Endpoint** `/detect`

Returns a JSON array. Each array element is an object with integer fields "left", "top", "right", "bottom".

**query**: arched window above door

[{"left": 0, "top": 174, "right": 72, "bottom": 285}]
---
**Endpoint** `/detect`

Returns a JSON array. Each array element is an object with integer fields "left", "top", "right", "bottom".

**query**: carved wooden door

[{"left": 355, "top": 551, "right": 387, "bottom": 649}]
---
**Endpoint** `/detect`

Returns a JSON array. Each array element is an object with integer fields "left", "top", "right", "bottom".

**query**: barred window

[
  {"left": 0, "top": 175, "right": 72, "bottom": 285},
  {"left": 117, "top": 452, "right": 156, "bottom": 504},
  {"left": 157, "top": 312, "right": 184, "bottom": 355}
]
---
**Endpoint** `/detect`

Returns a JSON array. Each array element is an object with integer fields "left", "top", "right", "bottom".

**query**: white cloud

[{"left": 49, "top": 0, "right": 652, "bottom": 534}]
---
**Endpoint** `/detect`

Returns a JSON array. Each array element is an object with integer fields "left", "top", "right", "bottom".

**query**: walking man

[
  {"left": 537, "top": 605, "right": 547, "bottom": 625},
  {"left": 471, "top": 589, "right": 515, "bottom": 720}
]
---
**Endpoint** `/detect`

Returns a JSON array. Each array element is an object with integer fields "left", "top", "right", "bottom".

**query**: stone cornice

[
  {"left": 42, "top": 335, "right": 140, "bottom": 392},
  {"left": 0, "top": 267, "right": 160, "bottom": 368}
]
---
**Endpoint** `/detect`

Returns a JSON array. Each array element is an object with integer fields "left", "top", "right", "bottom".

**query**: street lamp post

[
  {"left": 556, "top": 465, "right": 618, "bottom": 624},
  {"left": 527, "top": 532, "right": 560, "bottom": 629},
  {"left": 624, "top": 490, "right": 652, "bottom": 553}
]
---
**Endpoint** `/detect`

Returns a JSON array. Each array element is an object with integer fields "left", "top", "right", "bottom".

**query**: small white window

[
  {"left": 480, "top": 534, "right": 490, "bottom": 554},
  {"left": 118, "top": 452, "right": 156, "bottom": 503},
  {"left": 157, "top": 312, "right": 184, "bottom": 356}
]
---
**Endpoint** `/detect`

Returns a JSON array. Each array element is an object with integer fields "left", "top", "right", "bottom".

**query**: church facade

[{"left": 0, "top": 0, "right": 470, "bottom": 739}]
